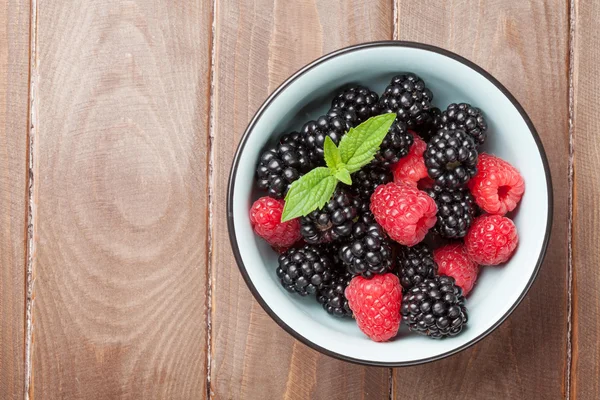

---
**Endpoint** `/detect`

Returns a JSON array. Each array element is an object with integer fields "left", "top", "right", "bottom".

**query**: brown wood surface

[
  {"left": 30, "top": 1, "right": 212, "bottom": 398},
  {"left": 393, "top": 1, "right": 570, "bottom": 399},
  {"left": 0, "top": 0, "right": 29, "bottom": 397},
  {"left": 2, "top": 0, "right": 599, "bottom": 398},
  {"left": 571, "top": 0, "right": 600, "bottom": 398},
  {"left": 209, "top": 1, "right": 393, "bottom": 399}
]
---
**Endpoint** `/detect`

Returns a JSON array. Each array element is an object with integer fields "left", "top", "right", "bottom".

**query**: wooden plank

[
  {"left": 210, "top": 1, "right": 393, "bottom": 398},
  {"left": 393, "top": 1, "right": 570, "bottom": 399},
  {"left": 571, "top": 0, "right": 600, "bottom": 398},
  {"left": 31, "top": 1, "right": 212, "bottom": 398},
  {"left": 0, "top": 0, "right": 29, "bottom": 397}
]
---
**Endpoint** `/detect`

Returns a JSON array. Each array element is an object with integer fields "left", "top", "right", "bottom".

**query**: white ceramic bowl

[{"left": 227, "top": 41, "right": 552, "bottom": 366}]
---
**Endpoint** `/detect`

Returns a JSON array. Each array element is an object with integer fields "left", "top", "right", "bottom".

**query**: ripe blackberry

[
  {"left": 348, "top": 163, "right": 392, "bottom": 202},
  {"left": 379, "top": 73, "right": 433, "bottom": 128},
  {"left": 326, "top": 107, "right": 359, "bottom": 126},
  {"left": 300, "top": 188, "right": 361, "bottom": 244},
  {"left": 397, "top": 244, "right": 438, "bottom": 291},
  {"left": 317, "top": 268, "right": 353, "bottom": 317},
  {"left": 425, "top": 129, "right": 478, "bottom": 188},
  {"left": 301, "top": 114, "right": 352, "bottom": 164},
  {"left": 330, "top": 85, "right": 380, "bottom": 124},
  {"left": 440, "top": 103, "right": 488, "bottom": 146},
  {"left": 416, "top": 107, "right": 442, "bottom": 141},
  {"left": 256, "top": 131, "right": 313, "bottom": 198},
  {"left": 339, "top": 213, "right": 394, "bottom": 278},
  {"left": 372, "top": 121, "right": 414, "bottom": 167},
  {"left": 276, "top": 245, "right": 334, "bottom": 296},
  {"left": 401, "top": 275, "right": 468, "bottom": 338},
  {"left": 426, "top": 185, "right": 477, "bottom": 238}
]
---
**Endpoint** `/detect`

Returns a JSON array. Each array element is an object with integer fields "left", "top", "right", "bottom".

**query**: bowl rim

[{"left": 226, "top": 40, "right": 554, "bottom": 367}]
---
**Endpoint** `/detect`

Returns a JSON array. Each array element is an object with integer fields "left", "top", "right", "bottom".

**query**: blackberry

[
  {"left": 301, "top": 114, "right": 352, "bottom": 164},
  {"left": 424, "top": 129, "right": 478, "bottom": 189},
  {"left": 330, "top": 85, "right": 380, "bottom": 124},
  {"left": 397, "top": 244, "right": 438, "bottom": 291},
  {"left": 339, "top": 213, "right": 394, "bottom": 278},
  {"left": 415, "top": 107, "right": 442, "bottom": 141},
  {"left": 326, "top": 107, "right": 359, "bottom": 126},
  {"left": 317, "top": 268, "right": 353, "bottom": 317},
  {"left": 276, "top": 245, "right": 334, "bottom": 296},
  {"left": 440, "top": 103, "right": 487, "bottom": 146},
  {"left": 300, "top": 188, "right": 361, "bottom": 244},
  {"left": 347, "top": 163, "right": 392, "bottom": 202},
  {"left": 400, "top": 275, "right": 468, "bottom": 338},
  {"left": 372, "top": 120, "right": 414, "bottom": 167},
  {"left": 256, "top": 131, "right": 313, "bottom": 198},
  {"left": 379, "top": 73, "right": 433, "bottom": 128},
  {"left": 426, "top": 185, "right": 476, "bottom": 238}
]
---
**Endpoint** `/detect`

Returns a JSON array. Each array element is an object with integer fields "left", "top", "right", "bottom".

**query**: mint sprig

[
  {"left": 339, "top": 113, "right": 397, "bottom": 172},
  {"left": 281, "top": 113, "right": 396, "bottom": 222}
]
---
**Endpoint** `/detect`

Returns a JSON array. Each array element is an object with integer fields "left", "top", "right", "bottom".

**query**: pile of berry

[{"left": 250, "top": 73, "right": 525, "bottom": 342}]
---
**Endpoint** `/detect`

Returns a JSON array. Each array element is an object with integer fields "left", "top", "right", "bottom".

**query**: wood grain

[
  {"left": 210, "top": 1, "right": 393, "bottom": 398},
  {"left": 31, "top": 1, "right": 212, "bottom": 398},
  {"left": 571, "top": 0, "right": 600, "bottom": 398},
  {"left": 393, "top": 1, "right": 570, "bottom": 399},
  {"left": 0, "top": 0, "right": 29, "bottom": 397}
]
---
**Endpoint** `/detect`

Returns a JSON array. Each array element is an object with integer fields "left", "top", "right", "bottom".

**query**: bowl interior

[{"left": 230, "top": 43, "right": 550, "bottom": 365}]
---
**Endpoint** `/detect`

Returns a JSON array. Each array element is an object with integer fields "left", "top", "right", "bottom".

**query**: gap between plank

[
  {"left": 24, "top": 0, "right": 39, "bottom": 398},
  {"left": 205, "top": 0, "right": 218, "bottom": 397},
  {"left": 565, "top": 0, "right": 575, "bottom": 398},
  {"left": 392, "top": 0, "right": 398, "bottom": 40},
  {"left": 24, "top": 0, "right": 39, "bottom": 396},
  {"left": 388, "top": 368, "right": 394, "bottom": 400}
]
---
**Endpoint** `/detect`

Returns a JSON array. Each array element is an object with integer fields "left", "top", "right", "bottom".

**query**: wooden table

[{"left": 0, "top": 0, "right": 597, "bottom": 399}]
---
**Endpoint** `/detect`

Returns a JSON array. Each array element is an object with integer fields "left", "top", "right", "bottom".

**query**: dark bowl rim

[{"left": 226, "top": 40, "right": 554, "bottom": 367}]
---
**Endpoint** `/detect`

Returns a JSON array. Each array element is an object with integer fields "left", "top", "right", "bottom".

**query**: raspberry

[
  {"left": 370, "top": 183, "right": 437, "bottom": 246},
  {"left": 391, "top": 134, "right": 433, "bottom": 188},
  {"left": 465, "top": 215, "right": 518, "bottom": 265},
  {"left": 468, "top": 153, "right": 525, "bottom": 215},
  {"left": 433, "top": 244, "right": 479, "bottom": 296},
  {"left": 250, "top": 197, "right": 301, "bottom": 249},
  {"left": 345, "top": 273, "right": 402, "bottom": 342}
]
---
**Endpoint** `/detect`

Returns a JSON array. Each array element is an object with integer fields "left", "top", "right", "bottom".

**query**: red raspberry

[
  {"left": 345, "top": 273, "right": 402, "bottom": 342},
  {"left": 433, "top": 244, "right": 479, "bottom": 296},
  {"left": 370, "top": 182, "right": 437, "bottom": 246},
  {"left": 468, "top": 153, "right": 525, "bottom": 215},
  {"left": 465, "top": 214, "right": 518, "bottom": 265},
  {"left": 250, "top": 196, "right": 301, "bottom": 250},
  {"left": 391, "top": 134, "right": 433, "bottom": 189}
]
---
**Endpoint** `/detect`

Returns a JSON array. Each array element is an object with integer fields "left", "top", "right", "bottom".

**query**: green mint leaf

[
  {"left": 281, "top": 167, "right": 338, "bottom": 222},
  {"left": 339, "top": 113, "right": 396, "bottom": 173},
  {"left": 334, "top": 169, "right": 352, "bottom": 185},
  {"left": 323, "top": 136, "right": 342, "bottom": 171}
]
